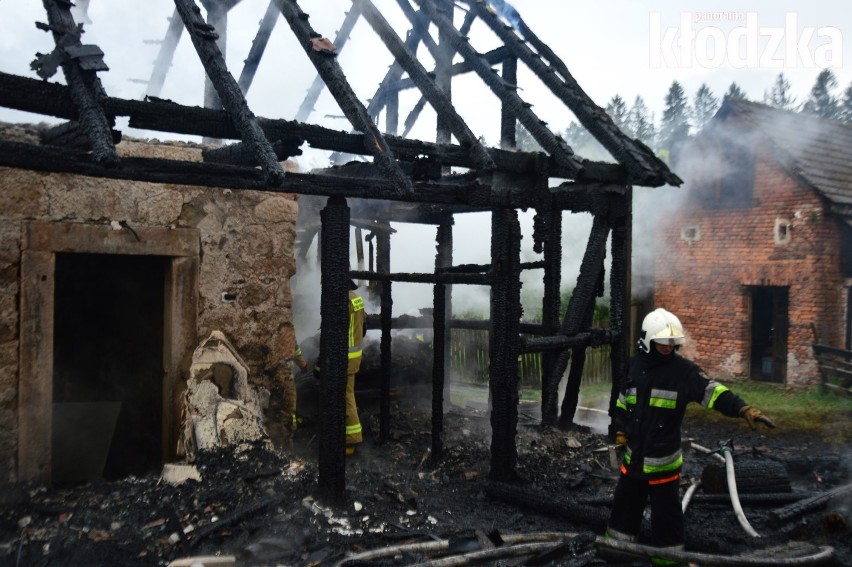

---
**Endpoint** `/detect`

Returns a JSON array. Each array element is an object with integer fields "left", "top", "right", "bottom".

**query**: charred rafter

[
  {"left": 461, "top": 0, "right": 682, "bottom": 188},
  {"left": 146, "top": 9, "right": 184, "bottom": 98},
  {"left": 409, "top": 0, "right": 583, "bottom": 176},
  {"left": 355, "top": 0, "right": 494, "bottom": 170},
  {"left": 35, "top": 0, "right": 117, "bottom": 165},
  {"left": 236, "top": 0, "right": 281, "bottom": 96},
  {"left": 275, "top": 0, "right": 413, "bottom": 195},
  {"left": 173, "top": 0, "right": 286, "bottom": 187}
]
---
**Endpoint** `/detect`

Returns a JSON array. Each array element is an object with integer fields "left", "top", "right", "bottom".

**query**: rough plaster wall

[
  {"left": 0, "top": 128, "right": 300, "bottom": 481},
  {"left": 654, "top": 143, "right": 843, "bottom": 387}
]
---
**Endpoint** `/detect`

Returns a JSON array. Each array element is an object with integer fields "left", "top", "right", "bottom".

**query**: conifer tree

[
  {"left": 628, "top": 96, "right": 656, "bottom": 148},
  {"left": 802, "top": 69, "right": 839, "bottom": 119},
  {"left": 605, "top": 95, "right": 630, "bottom": 133},
  {"left": 692, "top": 84, "right": 719, "bottom": 131},
  {"left": 764, "top": 72, "right": 796, "bottom": 110},
  {"left": 840, "top": 82, "right": 852, "bottom": 124},
  {"left": 659, "top": 81, "right": 690, "bottom": 153},
  {"left": 725, "top": 82, "right": 747, "bottom": 100}
]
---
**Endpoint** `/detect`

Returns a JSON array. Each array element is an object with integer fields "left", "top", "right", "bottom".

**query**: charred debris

[{"left": 0, "top": 0, "right": 695, "bottom": 521}]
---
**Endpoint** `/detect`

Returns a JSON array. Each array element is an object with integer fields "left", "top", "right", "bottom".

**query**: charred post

[
  {"left": 500, "top": 56, "right": 517, "bottom": 150},
  {"left": 377, "top": 231, "right": 393, "bottom": 442},
  {"left": 318, "top": 197, "right": 351, "bottom": 499},
  {"left": 607, "top": 189, "right": 632, "bottom": 436},
  {"left": 431, "top": 219, "right": 453, "bottom": 462},
  {"left": 489, "top": 208, "right": 522, "bottom": 481}
]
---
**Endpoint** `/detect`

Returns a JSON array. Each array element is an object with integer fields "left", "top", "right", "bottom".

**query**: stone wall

[
  {"left": 653, "top": 141, "right": 844, "bottom": 386},
  {"left": 0, "top": 125, "right": 300, "bottom": 483}
]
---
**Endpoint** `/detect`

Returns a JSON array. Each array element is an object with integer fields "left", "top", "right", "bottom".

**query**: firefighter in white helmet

[{"left": 606, "top": 308, "right": 775, "bottom": 561}]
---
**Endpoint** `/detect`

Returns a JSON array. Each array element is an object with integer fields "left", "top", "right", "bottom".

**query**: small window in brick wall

[
  {"left": 774, "top": 218, "right": 792, "bottom": 245},
  {"left": 681, "top": 224, "right": 701, "bottom": 245}
]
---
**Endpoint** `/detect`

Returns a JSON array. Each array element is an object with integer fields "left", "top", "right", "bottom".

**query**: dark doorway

[
  {"left": 749, "top": 286, "right": 788, "bottom": 383},
  {"left": 52, "top": 253, "right": 166, "bottom": 484}
]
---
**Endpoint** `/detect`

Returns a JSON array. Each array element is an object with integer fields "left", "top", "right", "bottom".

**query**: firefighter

[
  {"left": 606, "top": 308, "right": 775, "bottom": 562},
  {"left": 344, "top": 281, "right": 367, "bottom": 456},
  {"left": 282, "top": 341, "right": 309, "bottom": 443}
]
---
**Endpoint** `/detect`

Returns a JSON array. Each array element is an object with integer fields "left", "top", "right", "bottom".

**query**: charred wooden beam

[
  {"left": 607, "top": 189, "right": 631, "bottom": 437},
  {"left": 410, "top": 0, "right": 583, "bottom": 176},
  {"left": 275, "top": 0, "right": 412, "bottom": 195},
  {"left": 236, "top": 0, "right": 280, "bottom": 95},
  {"left": 366, "top": 314, "right": 431, "bottom": 330},
  {"left": 377, "top": 232, "right": 393, "bottom": 442},
  {"left": 558, "top": 292, "right": 599, "bottom": 429},
  {"left": 200, "top": 0, "right": 227, "bottom": 114},
  {"left": 401, "top": 95, "right": 428, "bottom": 139},
  {"left": 500, "top": 56, "right": 517, "bottom": 149},
  {"left": 432, "top": 221, "right": 453, "bottom": 461},
  {"left": 349, "top": 269, "right": 488, "bottom": 285},
  {"left": 0, "top": 71, "right": 641, "bottom": 183},
  {"left": 145, "top": 9, "right": 184, "bottom": 98},
  {"left": 521, "top": 330, "right": 616, "bottom": 353},
  {"left": 39, "top": 120, "right": 121, "bottom": 151},
  {"left": 202, "top": 135, "right": 303, "bottom": 165},
  {"left": 36, "top": 0, "right": 117, "bottom": 165},
  {"left": 392, "top": 0, "right": 440, "bottom": 58},
  {"left": 294, "top": 5, "right": 361, "bottom": 122},
  {"left": 768, "top": 482, "right": 852, "bottom": 527},
  {"left": 390, "top": 46, "right": 511, "bottom": 92},
  {"left": 541, "top": 212, "right": 611, "bottom": 426},
  {"left": 488, "top": 207, "right": 522, "bottom": 481},
  {"left": 461, "top": 0, "right": 682, "bottom": 188},
  {"left": 357, "top": 0, "right": 494, "bottom": 170},
  {"left": 318, "top": 196, "right": 351, "bottom": 500},
  {"left": 173, "top": 0, "right": 286, "bottom": 186}
]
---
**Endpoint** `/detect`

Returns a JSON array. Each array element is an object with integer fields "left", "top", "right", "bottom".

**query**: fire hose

[
  {"left": 334, "top": 531, "right": 834, "bottom": 566},
  {"left": 682, "top": 478, "right": 701, "bottom": 513},
  {"left": 721, "top": 442, "right": 761, "bottom": 538}
]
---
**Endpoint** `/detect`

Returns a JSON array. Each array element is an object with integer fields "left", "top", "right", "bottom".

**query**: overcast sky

[{"left": 1, "top": 0, "right": 848, "bottom": 317}]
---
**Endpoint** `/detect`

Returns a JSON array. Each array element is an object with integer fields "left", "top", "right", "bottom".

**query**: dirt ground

[{"left": 1, "top": 376, "right": 849, "bottom": 567}]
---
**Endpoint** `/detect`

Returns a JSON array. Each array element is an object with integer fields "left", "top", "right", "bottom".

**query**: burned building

[
  {"left": 0, "top": 0, "right": 678, "bottom": 495},
  {"left": 648, "top": 97, "right": 852, "bottom": 386}
]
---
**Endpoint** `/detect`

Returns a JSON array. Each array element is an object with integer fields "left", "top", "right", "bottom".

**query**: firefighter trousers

[
  {"left": 345, "top": 370, "right": 363, "bottom": 445},
  {"left": 607, "top": 471, "right": 684, "bottom": 550}
]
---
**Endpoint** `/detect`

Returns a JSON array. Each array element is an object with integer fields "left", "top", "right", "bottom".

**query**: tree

[
  {"left": 514, "top": 123, "right": 542, "bottom": 152},
  {"left": 802, "top": 69, "right": 839, "bottom": 119},
  {"left": 605, "top": 95, "right": 630, "bottom": 133},
  {"left": 628, "top": 96, "right": 656, "bottom": 148},
  {"left": 692, "top": 84, "right": 719, "bottom": 131},
  {"left": 659, "top": 81, "right": 690, "bottom": 153},
  {"left": 725, "top": 82, "right": 747, "bottom": 100},
  {"left": 562, "top": 121, "right": 590, "bottom": 150},
  {"left": 840, "top": 82, "right": 852, "bottom": 124},
  {"left": 764, "top": 72, "right": 796, "bottom": 110}
]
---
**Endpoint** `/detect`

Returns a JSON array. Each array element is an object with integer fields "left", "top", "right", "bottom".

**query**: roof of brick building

[{"left": 716, "top": 97, "right": 852, "bottom": 220}]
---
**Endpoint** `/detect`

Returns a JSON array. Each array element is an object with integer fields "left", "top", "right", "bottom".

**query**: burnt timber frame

[{"left": 3, "top": 0, "right": 680, "bottom": 497}]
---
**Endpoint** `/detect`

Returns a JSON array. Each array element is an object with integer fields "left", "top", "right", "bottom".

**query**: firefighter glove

[
  {"left": 614, "top": 431, "right": 628, "bottom": 447},
  {"left": 739, "top": 405, "right": 775, "bottom": 430}
]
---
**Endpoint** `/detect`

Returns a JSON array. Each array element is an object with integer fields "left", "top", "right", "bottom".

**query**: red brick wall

[{"left": 653, "top": 142, "right": 845, "bottom": 386}]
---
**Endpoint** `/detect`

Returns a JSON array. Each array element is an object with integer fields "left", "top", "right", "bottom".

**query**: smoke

[{"left": 485, "top": 0, "right": 522, "bottom": 34}]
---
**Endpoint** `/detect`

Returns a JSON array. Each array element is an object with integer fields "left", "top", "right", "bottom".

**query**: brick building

[{"left": 648, "top": 98, "right": 852, "bottom": 386}]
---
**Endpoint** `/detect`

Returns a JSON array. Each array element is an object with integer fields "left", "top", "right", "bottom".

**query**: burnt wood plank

[
  {"left": 36, "top": 0, "right": 117, "bottom": 164},
  {"left": 173, "top": 0, "right": 286, "bottom": 187},
  {"left": 145, "top": 8, "right": 184, "bottom": 98},
  {"left": 236, "top": 0, "right": 281, "bottom": 96},
  {"left": 355, "top": 0, "right": 494, "bottom": 170},
  {"left": 275, "top": 0, "right": 413, "bottom": 195}
]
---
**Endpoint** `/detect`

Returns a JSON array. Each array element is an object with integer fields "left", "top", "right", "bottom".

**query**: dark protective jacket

[{"left": 612, "top": 350, "right": 747, "bottom": 480}]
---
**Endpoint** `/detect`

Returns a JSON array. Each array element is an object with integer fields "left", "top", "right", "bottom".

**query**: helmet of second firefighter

[{"left": 638, "top": 308, "right": 685, "bottom": 353}]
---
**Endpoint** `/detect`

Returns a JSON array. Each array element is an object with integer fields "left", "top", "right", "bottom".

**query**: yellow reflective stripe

[
  {"left": 345, "top": 423, "right": 362, "bottom": 435},
  {"left": 348, "top": 348, "right": 362, "bottom": 359},
  {"left": 643, "top": 453, "right": 683, "bottom": 474},
  {"left": 616, "top": 398, "right": 628, "bottom": 411},
  {"left": 649, "top": 397, "right": 677, "bottom": 409},
  {"left": 294, "top": 346, "right": 302, "bottom": 357},
  {"left": 703, "top": 382, "right": 729, "bottom": 409},
  {"left": 349, "top": 312, "right": 355, "bottom": 347}
]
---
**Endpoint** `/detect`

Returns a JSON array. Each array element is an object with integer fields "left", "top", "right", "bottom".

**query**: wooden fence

[
  {"left": 812, "top": 344, "right": 852, "bottom": 397},
  {"left": 449, "top": 328, "right": 612, "bottom": 387}
]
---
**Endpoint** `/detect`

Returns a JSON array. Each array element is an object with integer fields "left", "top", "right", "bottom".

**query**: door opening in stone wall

[
  {"left": 748, "top": 286, "right": 788, "bottom": 384},
  {"left": 52, "top": 253, "right": 166, "bottom": 484}
]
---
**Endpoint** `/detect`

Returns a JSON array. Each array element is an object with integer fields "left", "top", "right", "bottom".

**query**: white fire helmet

[{"left": 638, "top": 308, "right": 685, "bottom": 353}]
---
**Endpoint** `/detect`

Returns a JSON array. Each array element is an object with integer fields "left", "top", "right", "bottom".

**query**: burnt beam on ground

[
  {"left": 294, "top": 5, "right": 361, "bottom": 122},
  {"left": 37, "top": 0, "right": 117, "bottom": 165},
  {"left": 411, "top": 0, "right": 583, "bottom": 176},
  {"left": 173, "top": 0, "right": 286, "bottom": 186},
  {"left": 318, "top": 197, "right": 351, "bottom": 500},
  {"left": 275, "top": 0, "right": 412, "bottom": 195},
  {"left": 356, "top": 0, "right": 494, "bottom": 171}
]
